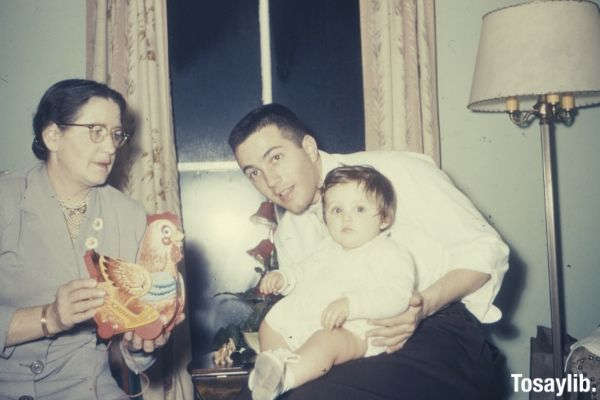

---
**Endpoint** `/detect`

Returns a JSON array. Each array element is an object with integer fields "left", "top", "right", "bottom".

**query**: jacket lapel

[{"left": 19, "top": 164, "right": 81, "bottom": 280}]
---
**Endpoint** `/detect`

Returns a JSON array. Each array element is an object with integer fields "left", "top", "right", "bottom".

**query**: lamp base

[{"left": 530, "top": 326, "right": 577, "bottom": 400}]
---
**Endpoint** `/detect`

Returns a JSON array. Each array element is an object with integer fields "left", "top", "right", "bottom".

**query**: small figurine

[{"left": 213, "top": 338, "right": 237, "bottom": 367}]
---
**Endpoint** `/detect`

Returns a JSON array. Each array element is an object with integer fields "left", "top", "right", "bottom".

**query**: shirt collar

[
  {"left": 307, "top": 151, "right": 340, "bottom": 218},
  {"left": 20, "top": 163, "right": 57, "bottom": 213},
  {"left": 326, "top": 230, "right": 391, "bottom": 255},
  {"left": 318, "top": 150, "right": 343, "bottom": 188},
  {"left": 20, "top": 163, "right": 99, "bottom": 214},
  {"left": 307, "top": 196, "right": 323, "bottom": 217}
]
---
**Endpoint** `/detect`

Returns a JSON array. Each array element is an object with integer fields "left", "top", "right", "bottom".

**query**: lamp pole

[
  {"left": 510, "top": 96, "right": 573, "bottom": 381},
  {"left": 540, "top": 116, "right": 563, "bottom": 380}
]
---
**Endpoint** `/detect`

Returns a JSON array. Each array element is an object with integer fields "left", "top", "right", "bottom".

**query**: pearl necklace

[{"left": 58, "top": 194, "right": 90, "bottom": 239}]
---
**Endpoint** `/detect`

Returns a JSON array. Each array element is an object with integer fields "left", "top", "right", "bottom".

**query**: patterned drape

[
  {"left": 86, "top": 1, "right": 192, "bottom": 399},
  {"left": 359, "top": 0, "right": 440, "bottom": 165}
]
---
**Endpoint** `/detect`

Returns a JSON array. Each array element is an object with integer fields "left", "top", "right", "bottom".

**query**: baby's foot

[{"left": 248, "top": 349, "right": 298, "bottom": 400}]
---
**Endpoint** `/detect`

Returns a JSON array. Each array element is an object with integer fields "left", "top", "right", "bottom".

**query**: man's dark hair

[
  {"left": 32, "top": 79, "right": 128, "bottom": 161},
  {"left": 322, "top": 165, "right": 397, "bottom": 229},
  {"left": 228, "top": 103, "right": 314, "bottom": 151}
]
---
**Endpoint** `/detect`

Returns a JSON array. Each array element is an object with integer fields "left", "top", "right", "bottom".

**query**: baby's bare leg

[
  {"left": 288, "top": 328, "right": 367, "bottom": 389},
  {"left": 258, "top": 320, "right": 291, "bottom": 351}
]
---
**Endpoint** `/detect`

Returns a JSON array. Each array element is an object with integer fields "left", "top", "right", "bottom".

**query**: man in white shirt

[{"left": 230, "top": 104, "right": 509, "bottom": 400}]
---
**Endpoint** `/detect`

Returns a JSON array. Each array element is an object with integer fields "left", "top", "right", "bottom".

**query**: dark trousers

[{"left": 235, "top": 302, "right": 504, "bottom": 400}]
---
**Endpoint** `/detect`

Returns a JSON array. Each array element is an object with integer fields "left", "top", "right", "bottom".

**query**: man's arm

[
  {"left": 367, "top": 269, "right": 490, "bottom": 353},
  {"left": 361, "top": 152, "right": 508, "bottom": 352},
  {"left": 421, "top": 269, "right": 490, "bottom": 319}
]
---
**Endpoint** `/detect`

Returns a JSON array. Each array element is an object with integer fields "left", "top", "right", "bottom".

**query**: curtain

[
  {"left": 86, "top": 1, "right": 193, "bottom": 399},
  {"left": 359, "top": 0, "right": 440, "bottom": 165}
]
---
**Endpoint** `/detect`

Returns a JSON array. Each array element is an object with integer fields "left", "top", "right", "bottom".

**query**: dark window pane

[
  {"left": 168, "top": 0, "right": 262, "bottom": 162},
  {"left": 270, "top": 0, "right": 365, "bottom": 153}
]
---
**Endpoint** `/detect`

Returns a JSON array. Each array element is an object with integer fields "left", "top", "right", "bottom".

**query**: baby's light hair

[{"left": 321, "top": 165, "right": 396, "bottom": 230}]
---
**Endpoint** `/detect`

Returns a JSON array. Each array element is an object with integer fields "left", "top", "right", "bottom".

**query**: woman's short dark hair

[
  {"left": 228, "top": 103, "right": 314, "bottom": 151},
  {"left": 322, "top": 165, "right": 397, "bottom": 229},
  {"left": 32, "top": 79, "right": 127, "bottom": 161}
]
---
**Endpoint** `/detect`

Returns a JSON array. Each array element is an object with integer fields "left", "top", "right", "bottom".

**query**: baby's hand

[
  {"left": 321, "top": 297, "right": 349, "bottom": 330},
  {"left": 259, "top": 271, "right": 285, "bottom": 295}
]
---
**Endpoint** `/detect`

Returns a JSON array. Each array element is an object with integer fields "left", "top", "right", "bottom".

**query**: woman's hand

[
  {"left": 122, "top": 312, "right": 185, "bottom": 353},
  {"left": 321, "top": 297, "right": 349, "bottom": 330},
  {"left": 47, "top": 278, "right": 105, "bottom": 334},
  {"left": 366, "top": 292, "right": 425, "bottom": 353},
  {"left": 259, "top": 271, "right": 285, "bottom": 295}
]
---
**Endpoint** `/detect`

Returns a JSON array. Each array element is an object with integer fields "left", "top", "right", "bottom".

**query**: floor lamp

[{"left": 467, "top": 0, "right": 600, "bottom": 381}]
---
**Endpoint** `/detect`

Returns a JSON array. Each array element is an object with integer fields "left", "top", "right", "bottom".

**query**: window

[{"left": 168, "top": 0, "right": 364, "bottom": 363}]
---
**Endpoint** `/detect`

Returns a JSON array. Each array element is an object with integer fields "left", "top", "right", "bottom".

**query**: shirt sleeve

[
  {"left": 276, "top": 269, "right": 296, "bottom": 296},
  {"left": 276, "top": 256, "right": 312, "bottom": 296},
  {"left": 389, "top": 152, "right": 509, "bottom": 322},
  {"left": 273, "top": 214, "right": 304, "bottom": 270},
  {"left": 274, "top": 218, "right": 331, "bottom": 296},
  {"left": 118, "top": 339, "right": 156, "bottom": 373},
  {"left": 0, "top": 307, "right": 17, "bottom": 358},
  {"left": 273, "top": 224, "right": 303, "bottom": 297},
  {"left": 345, "top": 240, "right": 415, "bottom": 320},
  {"left": 0, "top": 182, "right": 19, "bottom": 357}
]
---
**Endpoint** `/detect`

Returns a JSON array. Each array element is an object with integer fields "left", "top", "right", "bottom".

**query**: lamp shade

[{"left": 468, "top": 0, "right": 600, "bottom": 112}]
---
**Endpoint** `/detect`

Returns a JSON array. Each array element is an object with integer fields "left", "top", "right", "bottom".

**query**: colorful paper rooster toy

[{"left": 84, "top": 212, "right": 185, "bottom": 340}]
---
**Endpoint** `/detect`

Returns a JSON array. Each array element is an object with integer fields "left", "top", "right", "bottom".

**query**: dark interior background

[{"left": 167, "top": 0, "right": 365, "bottom": 366}]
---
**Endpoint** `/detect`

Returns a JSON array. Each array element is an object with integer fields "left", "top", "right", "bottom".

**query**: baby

[{"left": 249, "top": 165, "right": 416, "bottom": 400}]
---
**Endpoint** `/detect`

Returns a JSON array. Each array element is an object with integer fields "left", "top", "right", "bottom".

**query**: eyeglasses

[{"left": 57, "top": 123, "right": 130, "bottom": 148}]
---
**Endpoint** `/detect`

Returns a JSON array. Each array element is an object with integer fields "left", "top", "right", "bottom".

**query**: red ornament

[
  {"left": 250, "top": 201, "right": 277, "bottom": 228},
  {"left": 247, "top": 239, "right": 275, "bottom": 264}
]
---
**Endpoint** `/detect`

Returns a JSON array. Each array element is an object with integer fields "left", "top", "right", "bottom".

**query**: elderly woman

[{"left": 0, "top": 79, "right": 173, "bottom": 399}]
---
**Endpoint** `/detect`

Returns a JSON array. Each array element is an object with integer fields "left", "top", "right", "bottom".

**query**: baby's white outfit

[{"left": 265, "top": 233, "right": 415, "bottom": 357}]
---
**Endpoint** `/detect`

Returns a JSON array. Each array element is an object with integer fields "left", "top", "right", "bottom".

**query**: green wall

[
  {"left": 2, "top": 1, "right": 599, "bottom": 398},
  {"left": 437, "top": 1, "right": 600, "bottom": 398},
  {"left": 0, "top": 0, "right": 86, "bottom": 171}
]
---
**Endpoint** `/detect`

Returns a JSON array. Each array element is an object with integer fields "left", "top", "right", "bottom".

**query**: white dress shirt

[{"left": 274, "top": 150, "right": 509, "bottom": 323}]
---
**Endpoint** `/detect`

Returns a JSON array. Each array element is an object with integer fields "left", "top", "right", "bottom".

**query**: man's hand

[
  {"left": 366, "top": 292, "right": 424, "bottom": 353},
  {"left": 259, "top": 271, "right": 285, "bottom": 295},
  {"left": 321, "top": 297, "right": 349, "bottom": 330},
  {"left": 122, "top": 313, "right": 185, "bottom": 353}
]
